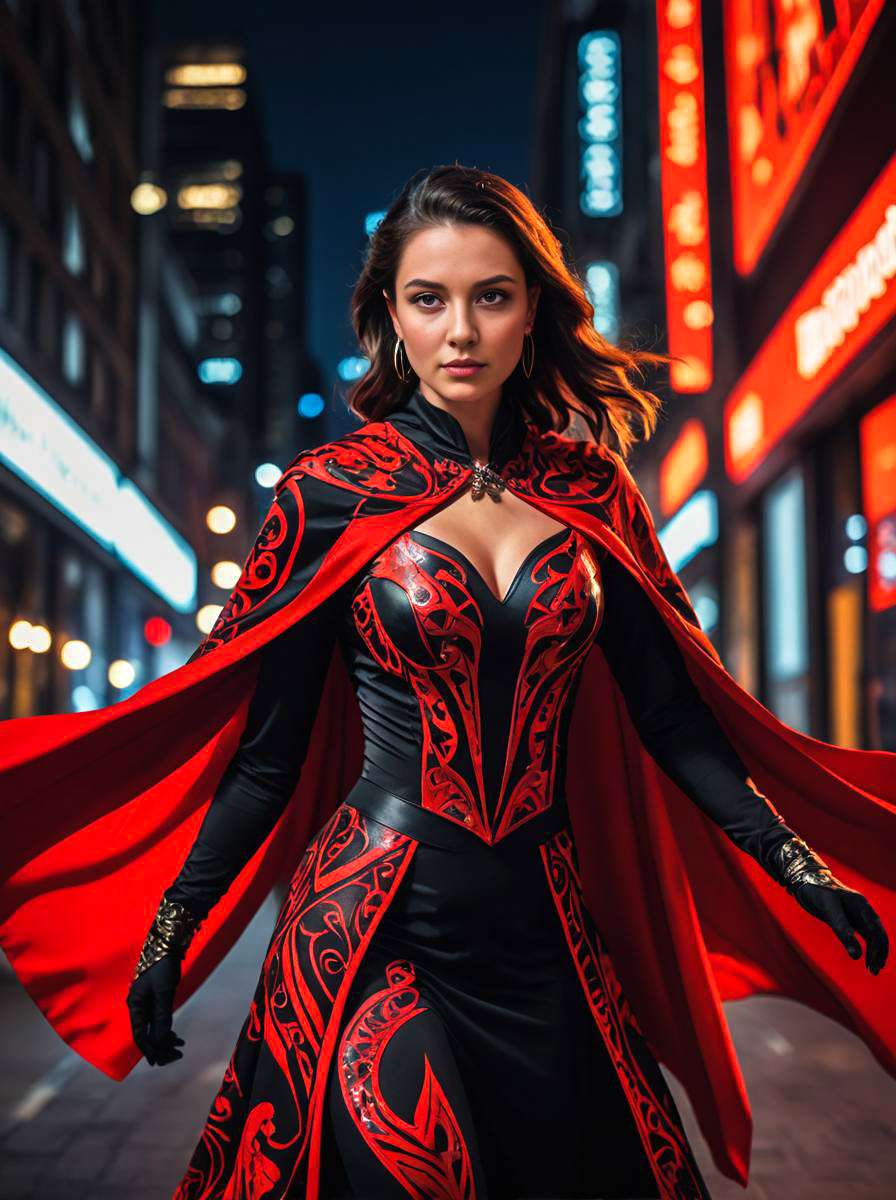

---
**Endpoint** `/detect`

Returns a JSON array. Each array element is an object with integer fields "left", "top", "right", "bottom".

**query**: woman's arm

[
  {"left": 594, "top": 546, "right": 888, "bottom": 974},
  {"left": 594, "top": 546, "right": 794, "bottom": 877},
  {"left": 127, "top": 591, "right": 347, "bottom": 1065}
]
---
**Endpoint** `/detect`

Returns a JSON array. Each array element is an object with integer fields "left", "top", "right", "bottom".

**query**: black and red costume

[{"left": 0, "top": 385, "right": 894, "bottom": 1200}]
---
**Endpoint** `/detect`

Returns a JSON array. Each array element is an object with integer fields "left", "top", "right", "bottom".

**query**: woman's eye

[{"left": 411, "top": 290, "right": 508, "bottom": 308}]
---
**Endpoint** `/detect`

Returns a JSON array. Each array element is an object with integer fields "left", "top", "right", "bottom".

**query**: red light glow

[
  {"left": 656, "top": 0, "right": 714, "bottom": 393},
  {"left": 144, "top": 617, "right": 172, "bottom": 647}
]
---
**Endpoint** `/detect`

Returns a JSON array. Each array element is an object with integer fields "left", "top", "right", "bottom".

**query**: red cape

[{"left": 1, "top": 416, "right": 893, "bottom": 1187}]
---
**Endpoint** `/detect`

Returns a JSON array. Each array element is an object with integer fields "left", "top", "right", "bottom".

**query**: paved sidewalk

[
  {"left": 665, "top": 994, "right": 896, "bottom": 1200},
  {"left": 1, "top": 899, "right": 894, "bottom": 1198},
  {"left": 0, "top": 894, "right": 283, "bottom": 1200}
]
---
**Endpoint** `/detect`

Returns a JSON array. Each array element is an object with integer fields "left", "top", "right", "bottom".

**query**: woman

[{"left": 0, "top": 166, "right": 892, "bottom": 1200}]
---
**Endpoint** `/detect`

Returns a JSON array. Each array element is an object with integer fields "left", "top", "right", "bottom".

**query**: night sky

[{"left": 153, "top": 0, "right": 549, "bottom": 421}]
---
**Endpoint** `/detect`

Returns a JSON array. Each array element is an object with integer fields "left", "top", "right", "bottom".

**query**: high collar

[{"left": 385, "top": 384, "right": 526, "bottom": 470}]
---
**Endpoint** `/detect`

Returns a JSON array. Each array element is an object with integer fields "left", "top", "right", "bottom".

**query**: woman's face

[{"left": 384, "top": 223, "right": 539, "bottom": 407}]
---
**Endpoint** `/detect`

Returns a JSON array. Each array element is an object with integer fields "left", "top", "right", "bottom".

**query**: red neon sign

[
  {"left": 656, "top": 0, "right": 714, "bottom": 394},
  {"left": 724, "top": 152, "right": 896, "bottom": 484},
  {"left": 860, "top": 395, "right": 896, "bottom": 613},
  {"left": 659, "top": 418, "right": 708, "bottom": 517},
  {"left": 723, "top": 0, "right": 886, "bottom": 276}
]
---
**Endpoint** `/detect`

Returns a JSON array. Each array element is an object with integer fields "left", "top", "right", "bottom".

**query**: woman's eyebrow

[{"left": 402, "top": 274, "right": 517, "bottom": 289}]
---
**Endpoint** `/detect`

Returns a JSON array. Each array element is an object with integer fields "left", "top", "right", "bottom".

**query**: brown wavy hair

[{"left": 346, "top": 163, "right": 677, "bottom": 460}]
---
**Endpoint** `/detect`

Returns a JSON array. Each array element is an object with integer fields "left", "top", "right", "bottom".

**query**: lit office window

[
  {"left": 762, "top": 465, "right": 811, "bottom": 732},
  {"left": 63, "top": 199, "right": 85, "bottom": 274},
  {"left": 62, "top": 312, "right": 85, "bottom": 385},
  {"left": 68, "top": 78, "right": 93, "bottom": 162},
  {"left": 164, "top": 63, "right": 246, "bottom": 87},
  {"left": 163, "top": 88, "right": 246, "bottom": 110}
]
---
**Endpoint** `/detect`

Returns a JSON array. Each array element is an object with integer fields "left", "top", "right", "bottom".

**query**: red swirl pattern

[
  {"left": 296, "top": 426, "right": 463, "bottom": 496},
  {"left": 194, "top": 422, "right": 459, "bottom": 657},
  {"left": 541, "top": 828, "right": 711, "bottom": 1200},
  {"left": 352, "top": 534, "right": 487, "bottom": 835},
  {"left": 196, "top": 474, "right": 307, "bottom": 654},
  {"left": 336, "top": 958, "right": 477, "bottom": 1199},
  {"left": 196, "top": 414, "right": 694, "bottom": 662},
  {"left": 350, "top": 528, "right": 603, "bottom": 844},
  {"left": 492, "top": 528, "right": 603, "bottom": 838},
  {"left": 503, "top": 429, "right": 702, "bottom": 630},
  {"left": 172, "top": 805, "right": 417, "bottom": 1200}
]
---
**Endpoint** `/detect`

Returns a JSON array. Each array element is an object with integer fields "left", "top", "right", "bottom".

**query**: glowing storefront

[{"left": 0, "top": 347, "right": 197, "bottom": 718}]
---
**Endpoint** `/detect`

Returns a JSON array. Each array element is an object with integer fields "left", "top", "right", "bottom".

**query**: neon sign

[
  {"left": 0, "top": 347, "right": 197, "bottom": 611},
  {"left": 656, "top": 0, "right": 714, "bottom": 393},
  {"left": 723, "top": 0, "right": 886, "bottom": 275},
  {"left": 659, "top": 418, "right": 708, "bottom": 517},
  {"left": 724, "top": 154, "right": 896, "bottom": 483}
]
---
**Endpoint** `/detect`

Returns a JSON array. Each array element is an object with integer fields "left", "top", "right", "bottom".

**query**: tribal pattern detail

[
  {"left": 296, "top": 422, "right": 462, "bottom": 498},
  {"left": 349, "top": 528, "right": 603, "bottom": 844},
  {"left": 351, "top": 535, "right": 487, "bottom": 836},
  {"left": 192, "top": 422, "right": 465, "bottom": 657},
  {"left": 492, "top": 528, "right": 603, "bottom": 839},
  {"left": 503, "top": 430, "right": 702, "bottom": 631},
  {"left": 337, "top": 959, "right": 478, "bottom": 1199},
  {"left": 541, "top": 829, "right": 711, "bottom": 1200},
  {"left": 193, "top": 415, "right": 698, "bottom": 668},
  {"left": 172, "top": 805, "right": 418, "bottom": 1200}
]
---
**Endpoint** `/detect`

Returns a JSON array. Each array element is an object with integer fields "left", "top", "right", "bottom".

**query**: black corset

[{"left": 338, "top": 522, "right": 604, "bottom": 845}]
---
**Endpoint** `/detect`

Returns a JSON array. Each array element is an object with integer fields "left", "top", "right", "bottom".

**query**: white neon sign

[
  {"left": 0, "top": 347, "right": 197, "bottom": 612},
  {"left": 794, "top": 204, "right": 896, "bottom": 381}
]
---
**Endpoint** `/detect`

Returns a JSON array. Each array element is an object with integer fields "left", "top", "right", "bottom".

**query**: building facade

[
  {"left": 533, "top": 0, "right": 896, "bottom": 751},
  {"left": 0, "top": 1, "right": 214, "bottom": 717}
]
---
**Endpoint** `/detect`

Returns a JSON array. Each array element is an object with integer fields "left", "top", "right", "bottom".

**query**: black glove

[
  {"left": 126, "top": 891, "right": 201, "bottom": 1066},
  {"left": 769, "top": 835, "right": 889, "bottom": 975}
]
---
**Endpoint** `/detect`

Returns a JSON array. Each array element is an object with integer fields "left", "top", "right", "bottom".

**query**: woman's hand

[
  {"left": 794, "top": 881, "right": 889, "bottom": 975},
  {"left": 126, "top": 890, "right": 201, "bottom": 1065},
  {"left": 126, "top": 953, "right": 186, "bottom": 1066}
]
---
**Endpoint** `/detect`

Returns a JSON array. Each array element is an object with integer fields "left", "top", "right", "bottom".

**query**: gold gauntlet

[
  {"left": 133, "top": 892, "right": 203, "bottom": 982},
  {"left": 770, "top": 835, "right": 845, "bottom": 896}
]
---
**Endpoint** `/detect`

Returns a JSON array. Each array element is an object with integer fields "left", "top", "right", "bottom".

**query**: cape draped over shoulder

[{"left": 0, "top": 405, "right": 894, "bottom": 1188}]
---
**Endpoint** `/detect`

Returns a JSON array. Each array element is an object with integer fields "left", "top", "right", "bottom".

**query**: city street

[
  {"left": 1, "top": 3, "right": 895, "bottom": 1198},
  {"left": 1, "top": 895, "right": 894, "bottom": 1199}
]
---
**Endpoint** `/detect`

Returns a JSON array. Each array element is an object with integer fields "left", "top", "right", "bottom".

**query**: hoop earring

[
  {"left": 521, "top": 331, "right": 535, "bottom": 379},
  {"left": 393, "top": 337, "right": 413, "bottom": 382}
]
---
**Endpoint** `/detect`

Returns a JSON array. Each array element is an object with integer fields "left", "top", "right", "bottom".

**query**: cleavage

[{"left": 408, "top": 490, "right": 570, "bottom": 607}]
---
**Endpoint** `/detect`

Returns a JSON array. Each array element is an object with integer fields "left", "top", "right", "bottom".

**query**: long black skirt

[{"left": 318, "top": 820, "right": 668, "bottom": 1199}]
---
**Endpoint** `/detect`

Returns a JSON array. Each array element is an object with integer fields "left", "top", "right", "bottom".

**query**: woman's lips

[{"left": 442, "top": 364, "right": 484, "bottom": 377}]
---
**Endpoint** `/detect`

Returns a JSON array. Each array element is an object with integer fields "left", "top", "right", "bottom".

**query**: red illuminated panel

[
  {"left": 724, "top": 152, "right": 896, "bottom": 484},
  {"left": 860, "top": 395, "right": 896, "bottom": 613},
  {"left": 723, "top": 0, "right": 885, "bottom": 276},
  {"left": 659, "top": 418, "right": 708, "bottom": 517},
  {"left": 656, "top": 0, "right": 714, "bottom": 394}
]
